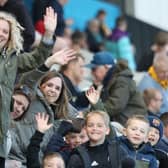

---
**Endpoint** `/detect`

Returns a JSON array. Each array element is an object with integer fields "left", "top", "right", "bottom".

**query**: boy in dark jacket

[
  {"left": 27, "top": 113, "right": 88, "bottom": 168},
  {"left": 120, "top": 115, "right": 158, "bottom": 168},
  {"left": 68, "top": 110, "right": 123, "bottom": 168},
  {"left": 147, "top": 115, "right": 168, "bottom": 168}
]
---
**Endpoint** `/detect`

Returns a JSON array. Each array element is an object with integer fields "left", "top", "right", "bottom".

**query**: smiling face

[
  {"left": 86, "top": 113, "right": 110, "bottom": 146},
  {"left": 0, "top": 19, "right": 10, "bottom": 49},
  {"left": 124, "top": 119, "right": 149, "bottom": 148},
  {"left": 65, "top": 128, "right": 89, "bottom": 148},
  {"left": 41, "top": 77, "right": 62, "bottom": 104}
]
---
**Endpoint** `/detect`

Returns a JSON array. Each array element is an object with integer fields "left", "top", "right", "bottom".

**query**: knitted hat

[{"left": 148, "top": 116, "right": 163, "bottom": 141}]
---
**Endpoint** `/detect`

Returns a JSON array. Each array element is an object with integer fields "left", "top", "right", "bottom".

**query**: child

[
  {"left": 120, "top": 115, "right": 158, "bottom": 168},
  {"left": 46, "top": 117, "right": 88, "bottom": 163},
  {"left": 27, "top": 113, "right": 65, "bottom": 168},
  {"left": 148, "top": 116, "right": 167, "bottom": 168},
  {"left": 68, "top": 110, "right": 122, "bottom": 168}
]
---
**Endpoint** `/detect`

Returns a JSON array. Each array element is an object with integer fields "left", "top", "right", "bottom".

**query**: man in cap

[{"left": 86, "top": 51, "right": 147, "bottom": 125}]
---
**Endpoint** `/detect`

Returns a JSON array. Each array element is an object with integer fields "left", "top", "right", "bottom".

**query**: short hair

[
  {"left": 153, "top": 52, "right": 168, "bottom": 70},
  {"left": 125, "top": 115, "right": 149, "bottom": 128},
  {"left": 154, "top": 31, "right": 168, "bottom": 47},
  {"left": 71, "top": 30, "right": 86, "bottom": 44},
  {"left": 86, "top": 110, "right": 110, "bottom": 127},
  {"left": 43, "top": 152, "right": 65, "bottom": 168},
  {"left": 96, "top": 9, "right": 106, "bottom": 17},
  {"left": 143, "top": 88, "right": 161, "bottom": 106},
  {"left": 160, "top": 112, "right": 168, "bottom": 127},
  {"left": 116, "top": 16, "right": 127, "bottom": 27},
  {"left": 60, "top": 53, "right": 84, "bottom": 72}
]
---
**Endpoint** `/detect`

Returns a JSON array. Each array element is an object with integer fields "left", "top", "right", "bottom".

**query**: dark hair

[
  {"left": 12, "top": 84, "right": 32, "bottom": 121},
  {"left": 96, "top": 9, "right": 106, "bottom": 17},
  {"left": 40, "top": 71, "right": 69, "bottom": 119},
  {"left": 116, "top": 16, "right": 127, "bottom": 27},
  {"left": 160, "top": 112, "right": 168, "bottom": 127},
  {"left": 71, "top": 30, "right": 86, "bottom": 44}
]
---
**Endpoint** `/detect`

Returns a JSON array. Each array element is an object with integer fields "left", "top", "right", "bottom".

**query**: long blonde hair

[{"left": 0, "top": 11, "right": 23, "bottom": 55}]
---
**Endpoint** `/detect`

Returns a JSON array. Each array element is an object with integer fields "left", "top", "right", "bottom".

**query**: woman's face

[
  {"left": 0, "top": 19, "right": 10, "bottom": 49},
  {"left": 41, "top": 77, "right": 62, "bottom": 104}
]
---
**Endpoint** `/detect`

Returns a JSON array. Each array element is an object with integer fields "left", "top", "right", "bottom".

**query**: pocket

[{"left": 135, "top": 160, "right": 149, "bottom": 168}]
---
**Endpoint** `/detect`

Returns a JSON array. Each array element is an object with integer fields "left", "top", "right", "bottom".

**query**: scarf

[{"left": 148, "top": 66, "right": 168, "bottom": 89}]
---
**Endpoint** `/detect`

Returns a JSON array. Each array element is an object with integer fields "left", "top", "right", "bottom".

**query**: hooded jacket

[{"left": 102, "top": 68, "right": 147, "bottom": 125}]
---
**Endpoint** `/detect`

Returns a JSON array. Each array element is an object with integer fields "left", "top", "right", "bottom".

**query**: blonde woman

[{"left": 0, "top": 7, "right": 57, "bottom": 167}]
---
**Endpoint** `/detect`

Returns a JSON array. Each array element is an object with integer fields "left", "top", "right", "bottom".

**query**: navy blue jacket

[{"left": 119, "top": 136, "right": 158, "bottom": 168}]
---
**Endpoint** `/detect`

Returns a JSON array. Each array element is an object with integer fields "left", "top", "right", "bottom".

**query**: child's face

[
  {"left": 65, "top": 128, "right": 88, "bottom": 148},
  {"left": 124, "top": 119, "right": 149, "bottom": 148},
  {"left": 86, "top": 114, "right": 109, "bottom": 146},
  {"left": 43, "top": 157, "right": 64, "bottom": 168},
  {"left": 148, "top": 127, "right": 160, "bottom": 146}
]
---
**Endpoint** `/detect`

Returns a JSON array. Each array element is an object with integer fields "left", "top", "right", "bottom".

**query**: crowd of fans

[{"left": 0, "top": 0, "right": 168, "bottom": 168}]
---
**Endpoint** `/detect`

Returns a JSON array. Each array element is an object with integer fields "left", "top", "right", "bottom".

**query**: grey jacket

[{"left": 0, "top": 41, "right": 53, "bottom": 158}]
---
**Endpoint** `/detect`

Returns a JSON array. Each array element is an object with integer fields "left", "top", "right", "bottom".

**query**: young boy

[
  {"left": 46, "top": 118, "right": 88, "bottom": 163},
  {"left": 68, "top": 110, "right": 122, "bottom": 168},
  {"left": 120, "top": 115, "right": 158, "bottom": 168},
  {"left": 147, "top": 116, "right": 167, "bottom": 168}
]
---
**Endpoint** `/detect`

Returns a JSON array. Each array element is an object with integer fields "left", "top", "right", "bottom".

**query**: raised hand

[
  {"left": 44, "top": 7, "right": 57, "bottom": 38},
  {"left": 45, "top": 48, "right": 76, "bottom": 68},
  {"left": 35, "top": 113, "right": 53, "bottom": 133},
  {"left": 85, "top": 86, "right": 101, "bottom": 105}
]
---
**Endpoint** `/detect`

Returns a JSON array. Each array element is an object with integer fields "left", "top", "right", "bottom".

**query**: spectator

[
  {"left": 85, "top": 19, "right": 105, "bottom": 52},
  {"left": 0, "top": 7, "right": 56, "bottom": 167},
  {"left": 120, "top": 115, "right": 158, "bottom": 168},
  {"left": 138, "top": 52, "right": 168, "bottom": 114},
  {"left": 86, "top": 51, "right": 146, "bottom": 125},
  {"left": 8, "top": 71, "right": 78, "bottom": 166},
  {"left": 46, "top": 118, "right": 88, "bottom": 164},
  {"left": 27, "top": 113, "right": 65, "bottom": 168},
  {"left": 33, "top": 0, "right": 69, "bottom": 37},
  {"left": 0, "top": 0, "right": 35, "bottom": 51},
  {"left": 156, "top": 112, "right": 168, "bottom": 153},
  {"left": 108, "top": 16, "right": 136, "bottom": 71},
  {"left": 138, "top": 31, "right": 168, "bottom": 71},
  {"left": 60, "top": 53, "right": 90, "bottom": 110},
  {"left": 95, "top": 9, "right": 111, "bottom": 38},
  {"left": 147, "top": 116, "right": 167, "bottom": 168},
  {"left": 68, "top": 110, "right": 123, "bottom": 168},
  {"left": 143, "top": 88, "right": 163, "bottom": 117}
]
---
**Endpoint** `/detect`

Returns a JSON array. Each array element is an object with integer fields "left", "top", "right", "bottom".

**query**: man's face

[
  {"left": 0, "top": 19, "right": 10, "bottom": 49},
  {"left": 11, "top": 94, "right": 29, "bottom": 120},
  {"left": 154, "top": 65, "right": 168, "bottom": 80},
  {"left": 124, "top": 119, "right": 149, "bottom": 148},
  {"left": 71, "top": 57, "right": 85, "bottom": 84},
  {"left": 91, "top": 65, "right": 108, "bottom": 85},
  {"left": 152, "top": 92, "right": 163, "bottom": 112}
]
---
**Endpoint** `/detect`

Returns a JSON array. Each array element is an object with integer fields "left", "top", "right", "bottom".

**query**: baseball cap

[{"left": 85, "top": 51, "right": 116, "bottom": 68}]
